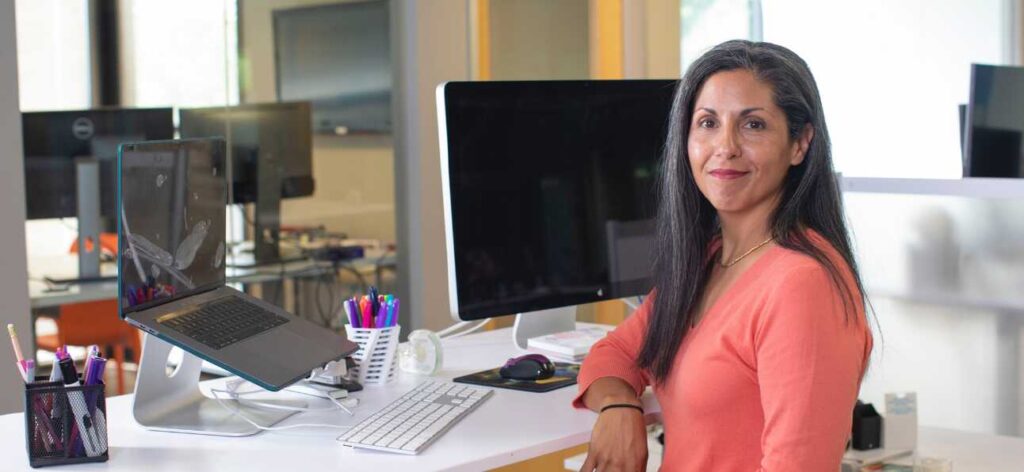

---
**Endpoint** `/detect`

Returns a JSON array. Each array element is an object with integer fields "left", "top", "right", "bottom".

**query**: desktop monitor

[
  {"left": 273, "top": 1, "right": 391, "bottom": 134},
  {"left": 178, "top": 102, "right": 315, "bottom": 262},
  {"left": 965, "top": 64, "right": 1024, "bottom": 178},
  {"left": 21, "top": 108, "right": 174, "bottom": 222},
  {"left": 437, "top": 80, "right": 675, "bottom": 334},
  {"left": 178, "top": 102, "right": 315, "bottom": 203}
]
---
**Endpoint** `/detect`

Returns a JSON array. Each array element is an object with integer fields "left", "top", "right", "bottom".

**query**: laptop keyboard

[{"left": 159, "top": 298, "right": 290, "bottom": 350}]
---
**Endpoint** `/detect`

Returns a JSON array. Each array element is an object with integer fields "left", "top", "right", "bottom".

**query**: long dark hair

[{"left": 637, "top": 40, "right": 870, "bottom": 384}]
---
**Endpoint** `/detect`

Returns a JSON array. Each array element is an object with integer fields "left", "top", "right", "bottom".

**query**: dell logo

[{"left": 72, "top": 117, "right": 94, "bottom": 140}]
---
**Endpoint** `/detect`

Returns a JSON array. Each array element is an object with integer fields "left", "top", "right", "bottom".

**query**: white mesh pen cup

[{"left": 345, "top": 325, "right": 400, "bottom": 385}]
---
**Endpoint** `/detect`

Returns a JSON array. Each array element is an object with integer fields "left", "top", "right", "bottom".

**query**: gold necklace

[{"left": 720, "top": 237, "right": 774, "bottom": 268}]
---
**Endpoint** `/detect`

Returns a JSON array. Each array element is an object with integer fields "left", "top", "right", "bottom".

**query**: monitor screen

[
  {"left": 22, "top": 108, "right": 174, "bottom": 220},
  {"left": 966, "top": 64, "right": 1024, "bottom": 177},
  {"left": 118, "top": 139, "right": 227, "bottom": 315},
  {"left": 273, "top": 1, "right": 391, "bottom": 134},
  {"left": 439, "top": 80, "right": 676, "bottom": 320},
  {"left": 178, "top": 102, "right": 315, "bottom": 204}
]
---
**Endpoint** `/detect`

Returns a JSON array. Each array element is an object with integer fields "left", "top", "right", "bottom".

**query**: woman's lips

[{"left": 709, "top": 169, "right": 749, "bottom": 180}]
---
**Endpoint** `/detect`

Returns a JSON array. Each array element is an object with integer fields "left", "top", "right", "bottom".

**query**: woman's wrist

[
  {"left": 599, "top": 403, "right": 644, "bottom": 415},
  {"left": 597, "top": 394, "right": 642, "bottom": 411}
]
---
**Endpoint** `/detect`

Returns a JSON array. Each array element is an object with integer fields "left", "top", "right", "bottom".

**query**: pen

[
  {"left": 369, "top": 286, "right": 379, "bottom": 318},
  {"left": 360, "top": 298, "right": 371, "bottom": 328},
  {"left": 390, "top": 298, "right": 400, "bottom": 327},
  {"left": 58, "top": 357, "right": 103, "bottom": 457},
  {"left": 347, "top": 299, "right": 360, "bottom": 327}
]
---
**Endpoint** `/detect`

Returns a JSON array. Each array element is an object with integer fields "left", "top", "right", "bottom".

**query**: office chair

[{"left": 37, "top": 299, "right": 141, "bottom": 395}]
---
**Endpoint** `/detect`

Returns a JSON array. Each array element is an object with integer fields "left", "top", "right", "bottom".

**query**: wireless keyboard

[{"left": 337, "top": 380, "right": 493, "bottom": 454}]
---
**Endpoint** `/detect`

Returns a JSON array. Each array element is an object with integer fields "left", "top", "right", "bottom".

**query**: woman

[{"left": 574, "top": 40, "right": 873, "bottom": 471}]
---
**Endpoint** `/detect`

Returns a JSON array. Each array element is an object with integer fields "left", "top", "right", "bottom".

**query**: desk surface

[
  {"left": 0, "top": 325, "right": 656, "bottom": 471},
  {"left": 3, "top": 326, "right": 1022, "bottom": 471}
]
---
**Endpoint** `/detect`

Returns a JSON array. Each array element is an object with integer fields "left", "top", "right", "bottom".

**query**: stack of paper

[{"left": 526, "top": 326, "right": 612, "bottom": 363}]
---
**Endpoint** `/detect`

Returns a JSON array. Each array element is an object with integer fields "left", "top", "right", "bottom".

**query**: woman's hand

[{"left": 579, "top": 404, "right": 648, "bottom": 472}]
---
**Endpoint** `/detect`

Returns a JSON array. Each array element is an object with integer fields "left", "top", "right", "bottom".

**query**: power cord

[{"left": 208, "top": 379, "right": 356, "bottom": 431}]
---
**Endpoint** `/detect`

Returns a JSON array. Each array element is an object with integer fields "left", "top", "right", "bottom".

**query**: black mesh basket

[{"left": 23, "top": 378, "right": 109, "bottom": 468}]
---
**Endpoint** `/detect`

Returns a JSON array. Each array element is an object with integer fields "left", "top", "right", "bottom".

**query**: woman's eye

[
  {"left": 698, "top": 118, "right": 715, "bottom": 129},
  {"left": 746, "top": 120, "right": 765, "bottom": 129}
]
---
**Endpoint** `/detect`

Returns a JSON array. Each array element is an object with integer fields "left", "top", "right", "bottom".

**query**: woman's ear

[{"left": 790, "top": 124, "right": 814, "bottom": 166}]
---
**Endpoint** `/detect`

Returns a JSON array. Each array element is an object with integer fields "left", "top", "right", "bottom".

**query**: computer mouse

[{"left": 499, "top": 354, "right": 556, "bottom": 381}]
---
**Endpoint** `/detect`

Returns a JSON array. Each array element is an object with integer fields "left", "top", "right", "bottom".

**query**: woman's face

[{"left": 687, "top": 69, "right": 812, "bottom": 215}]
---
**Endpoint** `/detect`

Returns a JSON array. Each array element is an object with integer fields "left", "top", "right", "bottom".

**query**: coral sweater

[{"left": 573, "top": 235, "right": 873, "bottom": 471}]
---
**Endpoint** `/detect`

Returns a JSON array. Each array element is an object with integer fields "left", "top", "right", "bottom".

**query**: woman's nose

[{"left": 712, "top": 126, "right": 740, "bottom": 159}]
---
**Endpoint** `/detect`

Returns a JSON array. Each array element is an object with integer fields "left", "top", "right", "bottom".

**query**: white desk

[
  {"left": 0, "top": 325, "right": 659, "bottom": 471},
  {"left": 3, "top": 325, "right": 1024, "bottom": 470},
  {"left": 564, "top": 427, "right": 1024, "bottom": 471}
]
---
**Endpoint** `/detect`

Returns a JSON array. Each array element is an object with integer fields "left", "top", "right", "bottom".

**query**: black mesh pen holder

[{"left": 23, "top": 378, "right": 109, "bottom": 468}]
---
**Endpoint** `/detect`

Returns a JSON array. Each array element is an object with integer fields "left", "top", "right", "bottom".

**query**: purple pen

[
  {"left": 389, "top": 299, "right": 400, "bottom": 327},
  {"left": 347, "top": 299, "right": 360, "bottom": 327}
]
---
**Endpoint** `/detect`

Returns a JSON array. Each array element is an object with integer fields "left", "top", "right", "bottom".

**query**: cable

[
  {"left": 622, "top": 297, "right": 641, "bottom": 311},
  {"left": 443, "top": 319, "right": 490, "bottom": 339},
  {"left": 209, "top": 388, "right": 352, "bottom": 431},
  {"left": 436, "top": 321, "right": 472, "bottom": 337}
]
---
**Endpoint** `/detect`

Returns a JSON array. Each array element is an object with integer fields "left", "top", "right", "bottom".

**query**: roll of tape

[{"left": 398, "top": 329, "right": 444, "bottom": 375}]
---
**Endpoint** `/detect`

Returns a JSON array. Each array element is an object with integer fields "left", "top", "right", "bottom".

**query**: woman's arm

[
  {"left": 755, "top": 265, "right": 871, "bottom": 472},
  {"left": 572, "top": 294, "right": 653, "bottom": 409},
  {"left": 574, "top": 296, "right": 654, "bottom": 472}
]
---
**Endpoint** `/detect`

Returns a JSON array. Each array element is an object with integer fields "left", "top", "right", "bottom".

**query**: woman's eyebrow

[{"left": 695, "top": 107, "right": 767, "bottom": 116}]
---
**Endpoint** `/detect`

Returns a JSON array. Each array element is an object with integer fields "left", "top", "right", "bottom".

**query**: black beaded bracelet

[{"left": 600, "top": 403, "right": 644, "bottom": 414}]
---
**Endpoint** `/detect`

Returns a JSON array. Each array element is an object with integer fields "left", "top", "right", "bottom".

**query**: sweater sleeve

[
  {"left": 571, "top": 295, "right": 653, "bottom": 409},
  {"left": 755, "top": 264, "right": 870, "bottom": 472}
]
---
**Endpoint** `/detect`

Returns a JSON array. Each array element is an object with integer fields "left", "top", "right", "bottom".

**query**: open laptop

[{"left": 117, "top": 138, "right": 357, "bottom": 391}]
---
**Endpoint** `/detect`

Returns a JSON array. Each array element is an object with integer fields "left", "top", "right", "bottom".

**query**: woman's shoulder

[{"left": 763, "top": 228, "right": 855, "bottom": 289}]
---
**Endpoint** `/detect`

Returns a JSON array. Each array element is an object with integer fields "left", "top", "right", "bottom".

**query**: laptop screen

[{"left": 117, "top": 138, "right": 227, "bottom": 315}]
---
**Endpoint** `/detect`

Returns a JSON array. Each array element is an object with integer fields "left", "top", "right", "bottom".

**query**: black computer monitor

[
  {"left": 438, "top": 80, "right": 675, "bottom": 324},
  {"left": 965, "top": 64, "right": 1024, "bottom": 178},
  {"left": 178, "top": 102, "right": 315, "bottom": 262},
  {"left": 273, "top": 1, "right": 391, "bottom": 134},
  {"left": 178, "top": 102, "right": 315, "bottom": 203},
  {"left": 22, "top": 108, "right": 175, "bottom": 222}
]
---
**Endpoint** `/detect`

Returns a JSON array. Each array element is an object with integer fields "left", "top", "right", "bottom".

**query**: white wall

[{"left": 0, "top": 0, "right": 33, "bottom": 414}]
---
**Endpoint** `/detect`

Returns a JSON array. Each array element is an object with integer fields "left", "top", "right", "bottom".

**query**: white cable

[
  {"left": 209, "top": 388, "right": 352, "bottom": 431},
  {"left": 622, "top": 297, "right": 640, "bottom": 311},
  {"left": 443, "top": 319, "right": 490, "bottom": 339},
  {"left": 436, "top": 321, "right": 472, "bottom": 337}
]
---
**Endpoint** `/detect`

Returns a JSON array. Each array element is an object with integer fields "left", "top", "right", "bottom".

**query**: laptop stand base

[{"left": 132, "top": 333, "right": 302, "bottom": 436}]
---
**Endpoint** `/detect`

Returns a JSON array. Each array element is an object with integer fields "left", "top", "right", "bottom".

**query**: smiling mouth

[{"left": 709, "top": 169, "right": 749, "bottom": 180}]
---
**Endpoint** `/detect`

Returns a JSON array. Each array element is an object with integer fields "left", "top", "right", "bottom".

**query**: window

[
  {"left": 120, "top": 0, "right": 239, "bottom": 108},
  {"left": 15, "top": 0, "right": 91, "bottom": 111},
  {"left": 682, "top": 0, "right": 1009, "bottom": 178}
]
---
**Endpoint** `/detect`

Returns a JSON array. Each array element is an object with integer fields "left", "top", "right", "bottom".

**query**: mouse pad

[{"left": 452, "top": 363, "right": 579, "bottom": 393}]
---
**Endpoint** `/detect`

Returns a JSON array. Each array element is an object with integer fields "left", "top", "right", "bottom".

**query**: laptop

[{"left": 117, "top": 138, "right": 358, "bottom": 391}]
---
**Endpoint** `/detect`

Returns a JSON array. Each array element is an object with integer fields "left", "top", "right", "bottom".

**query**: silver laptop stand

[{"left": 132, "top": 333, "right": 303, "bottom": 436}]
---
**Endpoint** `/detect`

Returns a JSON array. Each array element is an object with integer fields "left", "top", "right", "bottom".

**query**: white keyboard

[{"left": 337, "top": 381, "right": 493, "bottom": 455}]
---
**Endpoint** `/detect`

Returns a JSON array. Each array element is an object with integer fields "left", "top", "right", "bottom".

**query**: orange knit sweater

[{"left": 574, "top": 233, "right": 872, "bottom": 471}]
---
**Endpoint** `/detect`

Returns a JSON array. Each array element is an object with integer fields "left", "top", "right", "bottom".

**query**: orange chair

[{"left": 37, "top": 299, "right": 141, "bottom": 395}]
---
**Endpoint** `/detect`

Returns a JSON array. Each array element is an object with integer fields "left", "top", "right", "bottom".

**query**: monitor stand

[
  {"left": 132, "top": 334, "right": 304, "bottom": 436},
  {"left": 512, "top": 307, "right": 577, "bottom": 350},
  {"left": 75, "top": 157, "right": 101, "bottom": 280}
]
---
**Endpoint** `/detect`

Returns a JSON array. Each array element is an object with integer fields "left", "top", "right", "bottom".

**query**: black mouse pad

[{"left": 452, "top": 363, "right": 579, "bottom": 393}]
